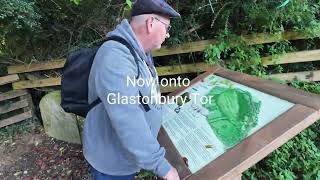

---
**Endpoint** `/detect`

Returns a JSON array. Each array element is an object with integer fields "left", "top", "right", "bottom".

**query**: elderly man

[{"left": 83, "top": 0, "right": 181, "bottom": 180}]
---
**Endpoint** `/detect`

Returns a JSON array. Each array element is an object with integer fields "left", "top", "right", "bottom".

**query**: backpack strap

[
  {"left": 106, "top": 36, "right": 141, "bottom": 79},
  {"left": 88, "top": 36, "right": 151, "bottom": 113}
]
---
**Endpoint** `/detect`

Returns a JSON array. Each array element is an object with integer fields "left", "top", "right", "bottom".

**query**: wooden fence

[
  {"left": 0, "top": 75, "right": 34, "bottom": 128},
  {"left": 8, "top": 32, "right": 320, "bottom": 93},
  {"left": 5, "top": 30, "right": 320, "bottom": 94}
]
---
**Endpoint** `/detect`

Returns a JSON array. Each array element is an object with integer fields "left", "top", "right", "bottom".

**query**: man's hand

[{"left": 163, "top": 167, "right": 180, "bottom": 180}]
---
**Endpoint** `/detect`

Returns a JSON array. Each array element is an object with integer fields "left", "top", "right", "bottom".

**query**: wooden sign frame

[{"left": 158, "top": 66, "right": 320, "bottom": 180}]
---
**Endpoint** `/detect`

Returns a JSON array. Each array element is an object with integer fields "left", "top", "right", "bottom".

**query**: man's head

[
  {"left": 130, "top": 14, "right": 171, "bottom": 51},
  {"left": 130, "top": 0, "right": 180, "bottom": 53}
]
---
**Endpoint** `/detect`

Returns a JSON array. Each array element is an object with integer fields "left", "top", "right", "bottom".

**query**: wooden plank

[
  {"left": 10, "top": 76, "right": 187, "bottom": 93},
  {"left": 158, "top": 128, "right": 192, "bottom": 179},
  {"left": 0, "top": 99, "right": 29, "bottom": 114},
  {"left": 11, "top": 77, "right": 183, "bottom": 93},
  {"left": 12, "top": 77, "right": 61, "bottom": 90},
  {"left": 7, "top": 48, "right": 320, "bottom": 77},
  {"left": 20, "top": 94, "right": 34, "bottom": 112},
  {"left": 270, "top": 70, "right": 320, "bottom": 81},
  {"left": 10, "top": 62, "right": 211, "bottom": 90},
  {"left": 160, "top": 84, "right": 182, "bottom": 93},
  {"left": 153, "top": 31, "right": 312, "bottom": 57},
  {"left": 215, "top": 68, "right": 320, "bottom": 111},
  {"left": 262, "top": 49, "right": 320, "bottom": 65},
  {"left": 0, "top": 90, "right": 28, "bottom": 102},
  {"left": 222, "top": 173, "right": 242, "bottom": 180},
  {"left": 7, "top": 59, "right": 66, "bottom": 74},
  {"left": 0, "top": 111, "right": 32, "bottom": 128},
  {"left": 187, "top": 105, "right": 319, "bottom": 180},
  {"left": 6, "top": 60, "right": 211, "bottom": 77},
  {"left": 234, "top": 174, "right": 242, "bottom": 180},
  {"left": 153, "top": 39, "right": 217, "bottom": 57},
  {"left": 8, "top": 63, "right": 214, "bottom": 90},
  {"left": 0, "top": 74, "right": 19, "bottom": 86},
  {"left": 157, "top": 63, "right": 212, "bottom": 76}
]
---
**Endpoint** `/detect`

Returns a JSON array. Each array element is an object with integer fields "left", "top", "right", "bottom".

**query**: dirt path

[{"left": 0, "top": 128, "right": 90, "bottom": 180}]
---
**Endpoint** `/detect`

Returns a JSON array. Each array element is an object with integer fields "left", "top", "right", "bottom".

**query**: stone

[{"left": 39, "top": 91, "right": 82, "bottom": 144}]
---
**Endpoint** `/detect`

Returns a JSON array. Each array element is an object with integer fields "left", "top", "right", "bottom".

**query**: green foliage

[
  {"left": 243, "top": 80, "right": 320, "bottom": 179},
  {"left": 167, "top": 0, "right": 320, "bottom": 40},
  {"left": 243, "top": 124, "right": 320, "bottom": 180},
  {"left": 0, "top": 117, "right": 41, "bottom": 144},
  {"left": 232, "top": 0, "right": 320, "bottom": 33},
  {"left": 203, "top": 1, "right": 320, "bottom": 173},
  {"left": 278, "top": 0, "right": 291, "bottom": 8},
  {"left": 204, "top": 30, "right": 294, "bottom": 76},
  {"left": 70, "top": 0, "right": 81, "bottom": 5},
  {"left": 0, "top": 0, "right": 41, "bottom": 58},
  {"left": 0, "top": 0, "right": 133, "bottom": 62},
  {"left": 0, "top": 0, "right": 40, "bottom": 29},
  {"left": 290, "top": 80, "right": 320, "bottom": 94},
  {"left": 1, "top": 0, "right": 319, "bottom": 62},
  {"left": 125, "top": 0, "right": 133, "bottom": 9},
  {"left": 137, "top": 170, "right": 156, "bottom": 180}
]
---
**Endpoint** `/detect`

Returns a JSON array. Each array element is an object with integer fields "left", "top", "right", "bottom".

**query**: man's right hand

[{"left": 163, "top": 167, "right": 180, "bottom": 180}]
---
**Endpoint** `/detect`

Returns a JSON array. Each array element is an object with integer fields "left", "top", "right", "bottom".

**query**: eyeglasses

[{"left": 153, "top": 17, "right": 171, "bottom": 34}]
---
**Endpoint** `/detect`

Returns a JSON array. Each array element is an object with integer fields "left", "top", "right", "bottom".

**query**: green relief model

[{"left": 203, "top": 86, "right": 261, "bottom": 149}]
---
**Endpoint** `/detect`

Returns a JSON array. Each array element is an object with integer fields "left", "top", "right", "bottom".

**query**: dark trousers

[{"left": 90, "top": 165, "right": 136, "bottom": 180}]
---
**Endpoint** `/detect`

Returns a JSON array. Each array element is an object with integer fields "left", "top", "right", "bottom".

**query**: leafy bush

[
  {"left": 0, "top": 0, "right": 41, "bottom": 59},
  {"left": 244, "top": 81, "right": 320, "bottom": 180}
]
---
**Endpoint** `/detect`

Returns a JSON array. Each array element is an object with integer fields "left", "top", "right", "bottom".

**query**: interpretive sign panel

[
  {"left": 158, "top": 66, "right": 320, "bottom": 180},
  {"left": 162, "top": 74, "right": 294, "bottom": 173}
]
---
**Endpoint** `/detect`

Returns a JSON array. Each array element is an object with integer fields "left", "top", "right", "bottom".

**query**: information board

[{"left": 162, "top": 74, "right": 294, "bottom": 173}]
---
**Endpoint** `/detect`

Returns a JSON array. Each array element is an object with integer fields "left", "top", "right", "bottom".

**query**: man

[{"left": 83, "top": 0, "right": 181, "bottom": 180}]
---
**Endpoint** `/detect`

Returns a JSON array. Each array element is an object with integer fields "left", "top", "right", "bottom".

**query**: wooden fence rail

[
  {"left": 262, "top": 49, "right": 320, "bottom": 65},
  {"left": 7, "top": 31, "right": 320, "bottom": 74},
  {"left": 7, "top": 49, "right": 320, "bottom": 75},
  {"left": 7, "top": 59, "right": 65, "bottom": 75},
  {"left": 11, "top": 77, "right": 182, "bottom": 93},
  {"left": 5, "top": 30, "right": 320, "bottom": 93},
  {"left": 10, "top": 68, "right": 320, "bottom": 93},
  {"left": 0, "top": 111, "right": 33, "bottom": 128},
  {"left": 0, "top": 74, "right": 19, "bottom": 85},
  {"left": 270, "top": 70, "right": 320, "bottom": 82},
  {"left": 153, "top": 31, "right": 317, "bottom": 56}
]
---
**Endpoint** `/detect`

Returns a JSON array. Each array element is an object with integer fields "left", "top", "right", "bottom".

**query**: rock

[
  {"left": 39, "top": 91, "right": 82, "bottom": 144},
  {"left": 14, "top": 171, "right": 22, "bottom": 176}
]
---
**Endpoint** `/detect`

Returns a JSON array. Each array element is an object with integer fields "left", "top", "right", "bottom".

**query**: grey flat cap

[{"left": 132, "top": 0, "right": 181, "bottom": 18}]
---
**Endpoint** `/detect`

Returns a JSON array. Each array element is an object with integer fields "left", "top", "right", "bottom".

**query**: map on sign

[{"left": 162, "top": 74, "right": 294, "bottom": 173}]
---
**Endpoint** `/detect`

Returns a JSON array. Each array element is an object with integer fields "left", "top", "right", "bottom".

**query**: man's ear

[{"left": 146, "top": 16, "right": 153, "bottom": 34}]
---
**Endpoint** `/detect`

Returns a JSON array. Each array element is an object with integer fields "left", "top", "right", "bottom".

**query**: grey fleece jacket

[{"left": 83, "top": 19, "right": 171, "bottom": 177}]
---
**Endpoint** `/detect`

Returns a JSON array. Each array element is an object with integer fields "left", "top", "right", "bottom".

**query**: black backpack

[{"left": 61, "top": 36, "right": 141, "bottom": 117}]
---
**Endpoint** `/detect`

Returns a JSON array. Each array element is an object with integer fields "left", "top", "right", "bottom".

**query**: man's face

[{"left": 149, "top": 16, "right": 171, "bottom": 50}]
